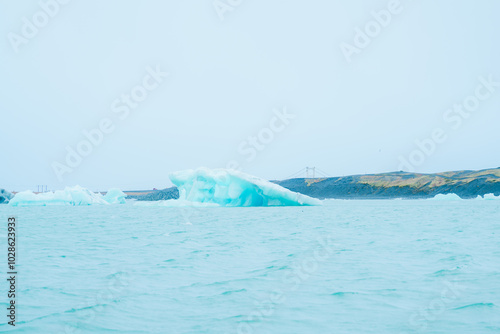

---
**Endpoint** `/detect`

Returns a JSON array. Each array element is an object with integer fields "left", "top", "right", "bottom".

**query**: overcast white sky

[{"left": 1, "top": 0, "right": 499, "bottom": 191}]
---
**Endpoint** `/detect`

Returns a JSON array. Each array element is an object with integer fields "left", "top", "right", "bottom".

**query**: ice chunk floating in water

[
  {"left": 166, "top": 168, "right": 322, "bottom": 207},
  {"left": 103, "top": 188, "right": 127, "bottom": 204},
  {"left": 0, "top": 189, "right": 13, "bottom": 204},
  {"left": 9, "top": 186, "right": 124, "bottom": 206},
  {"left": 429, "top": 193, "right": 462, "bottom": 201},
  {"left": 478, "top": 193, "right": 500, "bottom": 200}
]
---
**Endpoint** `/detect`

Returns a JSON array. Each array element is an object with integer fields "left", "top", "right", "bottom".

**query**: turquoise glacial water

[{"left": 1, "top": 200, "right": 499, "bottom": 333}]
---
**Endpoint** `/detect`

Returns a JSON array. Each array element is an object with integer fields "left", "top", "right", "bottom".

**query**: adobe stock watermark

[
  {"left": 213, "top": 0, "right": 242, "bottom": 21},
  {"left": 51, "top": 65, "right": 169, "bottom": 182},
  {"left": 7, "top": 0, "right": 72, "bottom": 53},
  {"left": 225, "top": 107, "right": 295, "bottom": 171},
  {"left": 340, "top": 0, "right": 405, "bottom": 63},
  {"left": 406, "top": 280, "right": 467, "bottom": 332},
  {"left": 62, "top": 271, "right": 131, "bottom": 334},
  {"left": 398, "top": 75, "right": 498, "bottom": 172},
  {"left": 236, "top": 234, "right": 337, "bottom": 334}
]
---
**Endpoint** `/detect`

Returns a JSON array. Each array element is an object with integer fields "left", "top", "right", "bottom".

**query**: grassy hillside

[{"left": 274, "top": 168, "right": 500, "bottom": 199}]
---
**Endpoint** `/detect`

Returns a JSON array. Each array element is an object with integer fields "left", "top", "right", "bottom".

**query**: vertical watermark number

[{"left": 6, "top": 217, "right": 17, "bottom": 326}]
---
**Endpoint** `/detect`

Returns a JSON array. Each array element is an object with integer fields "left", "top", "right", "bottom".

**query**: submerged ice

[
  {"left": 9, "top": 186, "right": 126, "bottom": 206},
  {"left": 154, "top": 168, "right": 322, "bottom": 207}
]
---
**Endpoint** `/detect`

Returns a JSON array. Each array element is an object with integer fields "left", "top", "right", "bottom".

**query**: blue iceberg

[
  {"left": 103, "top": 188, "right": 127, "bottom": 204},
  {"left": 9, "top": 186, "right": 125, "bottom": 206},
  {"left": 141, "top": 168, "right": 322, "bottom": 207},
  {"left": 0, "top": 189, "right": 13, "bottom": 204}
]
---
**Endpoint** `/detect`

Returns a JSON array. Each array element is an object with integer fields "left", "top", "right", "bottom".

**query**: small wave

[
  {"left": 10, "top": 301, "right": 121, "bottom": 326},
  {"left": 438, "top": 254, "right": 473, "bottom": 263},
  {"left": 453, "top": 302, "right": 496, "bottom": 310},
  {"left": 105, "top": 270, "right": 129, "bottom": 280},
  {"left": 331, "top": 291, "right": 359, "bottom": 296},
  {"left": 247, "top": 264, "right": 289, "bottom": 275},
  {"left": 431, "top": 266, "right": 467, "bottom": 276},
  {"left": 221, "top": 289, "right": 247, "bottom": 295}
]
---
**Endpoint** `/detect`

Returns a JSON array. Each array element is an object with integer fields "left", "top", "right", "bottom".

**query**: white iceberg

[
  {"left": 9, "top": 186, "right": 124, "bottom": 206},
  {"left": 103, "top": 188, "right": 127, "bottom": 204},
  {"left": 141, "top": 168, "right": 322, "bottom": 207},
  {"left": 428, "top": 193, "right": 462, "bottom": 201},
  {"left": 477, "top": 193, "right": 500, "bottom": 200}
]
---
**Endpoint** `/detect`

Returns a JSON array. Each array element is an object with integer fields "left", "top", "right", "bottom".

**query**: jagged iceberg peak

[
  {"left": 9, "top": 186, "right": 126, "bottom": 206},
  {"left": 0, "top": 189, "right": 13, "bottom": 204},
  {"left": 168, "top": 168, "right": 322, "bottom": 207}
]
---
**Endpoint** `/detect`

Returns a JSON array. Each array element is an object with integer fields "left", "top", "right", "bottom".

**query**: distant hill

[
  {"left": 274, "top": 168, "right": 500, "bottom": 199},
  {"left": 130, "top": 168, "right": 500, "bottom": 201}
]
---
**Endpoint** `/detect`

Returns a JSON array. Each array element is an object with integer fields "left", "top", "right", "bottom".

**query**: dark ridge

[{"left": 273, "top": 168, "right": 500, "bottom": 199}]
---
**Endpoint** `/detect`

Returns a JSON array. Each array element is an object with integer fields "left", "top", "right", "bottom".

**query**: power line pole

[{"left": 306, "top": 167, "right": 316, "bottom": 178}]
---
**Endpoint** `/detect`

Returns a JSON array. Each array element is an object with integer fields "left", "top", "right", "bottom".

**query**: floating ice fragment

[
  {"left": 103, "top": 188, "right": 127, "bottom": 204},
  {"left": 477, "top": 193, "right": 500, "bottom": 200},
  {"left": 9, "top": 185, "right": 111, "bottom": 206},
  {"left": 428, "top": 193, "right": 462, "bottom": 201},
  {"left": 0, "top": 189, "right": 13, "bottom": 204}
]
